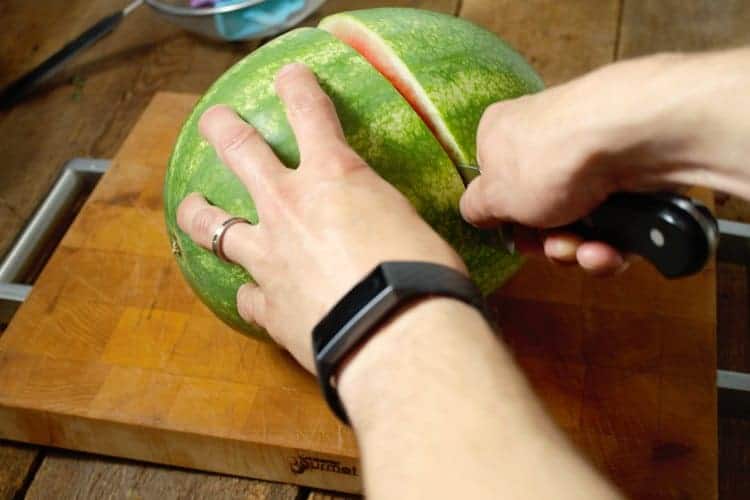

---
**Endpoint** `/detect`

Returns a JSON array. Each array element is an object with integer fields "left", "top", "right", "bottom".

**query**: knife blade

[
  {"left": 456, "top": 164, "right": 719, "bottom": 278},
  {"left": 457, "top": 164, "right": 481, "bottom": 173}
]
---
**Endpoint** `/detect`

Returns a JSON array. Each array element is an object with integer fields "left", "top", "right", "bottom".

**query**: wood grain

[
  {"left": 0, "top": 1, "right": 256, "bottom": 257},
  {"left": 459, "top": 0, "right": 621, "bottom": 85},
  {"left": 456, "top": 3, "right": 717, "bottom": 496},
  {"left": 618, "top": 0, "right": 750, "bottom": 57},
  {"left": 719, "top": 417, "right": 750, "bottom": 500},
  {"left": 0, "top": 440, "right": 39, "bottom": 500},
  {"left": 0, "top": 1, "right": 724, "bottom": 497},
  {"left": 0, "top": 2, "right": 458, "bottom": 495},
  {"left": 618, "top": 7, "right": 750, "bottom": 494},
  {"left": 618, "top": 0, "right": 750, "bottom": 223},
  {"left": 0, "top": 91, "right": 718, "bottom": 497},
  {"left": 0, "top": 93, "right": 362, "bottom": 493},
  {"left": 25, "top": 452, "right": 300, "bottom": 500},
  {"left": 718, "top": 262, "right": 750, "bottom": 372}
]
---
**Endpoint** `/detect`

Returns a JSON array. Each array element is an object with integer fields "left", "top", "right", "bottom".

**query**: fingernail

[
  {"left": 199, "top": 105, "right": 235, "bottom": 138},
  {"left": 545, "top": 238, "right": 579, "bottom": 261},
  {"left": 203, "top": 104, "right": 233, "bottom": 117},
  {"left": 277, "top": 62, "right": 304, "bottom": 79}
]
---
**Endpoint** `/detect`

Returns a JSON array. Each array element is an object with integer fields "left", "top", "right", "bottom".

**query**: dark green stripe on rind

[
  {"left": 165, "top": 27, "right": 521, "bottom": 338},
  {"left": 320, "top": 8, "right": 545, "bottom": 178}
]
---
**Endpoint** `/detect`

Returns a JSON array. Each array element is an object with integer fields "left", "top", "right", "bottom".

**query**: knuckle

[
  {"left": 236, "top": 287, "right": 254, "bottom": 321},
  {"left": 288, "top": 91, "right": 331, "bottom": 115},
  {"left": 191, "top": 207, "right": 219, "bottom": 239},
  {"left": 217, "top": 125, "right": 260, "bottom": 156},
  {"left": 463, "top": 189, "right": 485, "bottom": 221},
  {"left": 481, "top": 101, "right": 509, "bottom": 127},
  {"left": 262, "top": 174, "right": 294, "bottom": 202},
  {"left": 176, "top": 194, "right": 201, "bottom": 232},
  {"left": 478, "top": 104, "right": 513, "bottom": 151},
  {"left": 276, "top": 63, "right": 308, "bottom": 86},
  {"left": 236, "top": 286, "right": 264, "bottom": 325},
  {"left": 323, "top": 145, "right": 365, "bottom": 173},
  {"left": 330, "top": 157, "right": 360, "bottom": 174},
  {"left": 481, "top": 180, "right": 508, "bottom": 216}
]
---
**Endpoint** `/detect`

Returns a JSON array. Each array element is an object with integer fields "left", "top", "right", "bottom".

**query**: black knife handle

[
  {"left": 0, "top": 11, "right": 124, "bottom": 109},
  {"left": 560, "top": 192, "right": 719, "bottom": 278}
]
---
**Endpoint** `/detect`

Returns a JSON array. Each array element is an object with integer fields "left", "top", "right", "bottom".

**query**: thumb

[{"left": 459, "top": 175, "right": 508, "bottom": 228}]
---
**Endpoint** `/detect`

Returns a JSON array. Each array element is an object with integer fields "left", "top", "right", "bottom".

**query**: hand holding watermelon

[
  {"left": 176, "top": 63, "right": 467, "bottom": 371},
  {"left": 175, "top": 64, "right": 622, "bottom": 499}
]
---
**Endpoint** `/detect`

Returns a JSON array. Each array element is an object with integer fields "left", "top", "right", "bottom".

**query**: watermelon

[
  {"left": 164, "top": 9, "right": 543, "bottom": 338},
  {"left": 320, "top": 9, "right": 544, "bottom": 181}
]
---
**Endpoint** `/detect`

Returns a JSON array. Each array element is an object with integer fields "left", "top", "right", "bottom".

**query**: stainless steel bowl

[{"left": 145, "top": 0, "right": 327, "bottom": 41}]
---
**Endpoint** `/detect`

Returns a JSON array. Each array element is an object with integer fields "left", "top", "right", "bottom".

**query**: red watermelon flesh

[
  {"left": 320, "top": 9, "right": 545, "bottom": 182},
  {"left": 165, "top": 9, "right": 543, "bottom": 337},
  {"left": 322, "top": 17, "right": 451, "bottom": 163}
]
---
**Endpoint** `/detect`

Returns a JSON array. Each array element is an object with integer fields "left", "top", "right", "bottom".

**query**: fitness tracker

[{"left": 312, "top": 261, "right": 487, "bottom": 424}]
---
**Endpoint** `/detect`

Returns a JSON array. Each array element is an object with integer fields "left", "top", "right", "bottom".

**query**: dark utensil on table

[
  {"left": 0, "top": 0, "right": 145, "bottom": 109},
  {"left": 0, "top": 0, "right": 327, "bottom": 109}
]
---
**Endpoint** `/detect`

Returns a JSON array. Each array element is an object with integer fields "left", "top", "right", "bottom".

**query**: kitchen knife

[
  {"left": 0, "top": 0, "right": 144, "bottom": 109},
  {"left": 457, "top": 164, "right": 719, "bottom": 278}
]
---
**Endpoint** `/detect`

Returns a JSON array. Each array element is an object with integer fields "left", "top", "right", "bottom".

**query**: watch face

[{"left": 312, "top": 266, "right": 389, "bottom": 352}]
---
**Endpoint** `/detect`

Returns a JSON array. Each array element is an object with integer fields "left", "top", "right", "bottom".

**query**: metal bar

[
  {"left": 0, "top": 158, "right": 109, "bottom": 284},
  {"left": 0, "top": 283, "right": 32, "bottom": 303},
  {"left": 718, "top": 219, "right": 750, "bottom": 239},
  {"left": 0, "top": 158, "right": 109, "bottom": 324},
  {"left": 0, "top": 283, "right": 33, "bottom": 326},
  {"left": 123, "top": 0, "right": 145, "bottom": 16},
  {"left": 716, "top": 219, "right": 750, "bottom": 265},
  {"left": 718, "top": 370, "right": 750, "bottom": 391},
  {"left": 715, "top": 222, "right": 750, "bottom": 418},
  {"left": 718, "top": 370, "right": 750, "bottom": 419},
  {"left": 68, "top": 157, "right": 110, "bottom": 175}
]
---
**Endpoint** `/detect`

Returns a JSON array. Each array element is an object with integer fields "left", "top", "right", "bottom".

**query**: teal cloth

[{"left": 214, "top": 0, "right": 305, "bottom": 40}]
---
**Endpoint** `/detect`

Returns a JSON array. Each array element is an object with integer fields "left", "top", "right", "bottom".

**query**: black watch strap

[{"left": 312, "top": 261, "right": 487, "bottom": 424}]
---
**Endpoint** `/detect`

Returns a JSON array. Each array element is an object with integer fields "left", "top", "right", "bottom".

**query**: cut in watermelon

[
  {"left": 321, "top": 15, "right": 464, "bottom": 169},
  {"left": 320, "top": 8, "right": 545, "bottom": 183},
  {"left": 165, "top": 9, "right": 543, "bottom": 338}
]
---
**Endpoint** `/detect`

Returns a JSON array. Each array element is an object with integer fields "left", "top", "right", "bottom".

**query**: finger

[
  {"left": 576, "top": 241, "right": 628, "bottom": 276},
  {"left": 543, "top": 232, "right": 584, "bottom": 263},
  {"left": 199, "top": 105, "right": 286, "bottom": 197},
  {"left": 274, "top": 63, "right": 346, "bottom": 161},
  {"left": 177, "top": 193, "right": 262, "bottom": 269},
  {"left": 237, "top": 283, "right": 267, "bottom": 328},
  {"left": 460, "top": 176, "right": 507, "bottom": 228}
]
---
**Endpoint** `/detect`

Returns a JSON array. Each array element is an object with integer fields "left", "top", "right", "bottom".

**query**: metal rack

[{"left": 0, "top": 158, "right": 109, "bottom": 323}]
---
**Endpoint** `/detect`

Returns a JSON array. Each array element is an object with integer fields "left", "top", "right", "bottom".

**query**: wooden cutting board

[{"left": 0, "top": 92, "right": 716, "bottom": 497}]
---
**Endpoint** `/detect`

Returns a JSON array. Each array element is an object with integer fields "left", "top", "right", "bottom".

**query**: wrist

[{"left": 336, "top": 297, "right": 495, "bottom": 434}]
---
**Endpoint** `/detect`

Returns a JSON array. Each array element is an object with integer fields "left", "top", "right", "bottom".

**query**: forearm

[
  {"left": 667, "top": 47, "right": 750, "bottom": 197},
  {"left": 606, "top": 47, "right": 750, "bottom": 198},
  {"left": 338, "top": 298, "right": 621, "bottom": 499}
]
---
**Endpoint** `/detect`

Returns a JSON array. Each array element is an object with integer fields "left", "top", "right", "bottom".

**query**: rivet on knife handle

[{"left": 559, "top": 192, "right": 719, "bottom": 278}]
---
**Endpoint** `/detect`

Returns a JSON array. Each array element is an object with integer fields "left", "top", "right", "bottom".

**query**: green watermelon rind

[
  {"left": 320, "top": 8, "right": 545, "bottom": 181},
  {"left": 165, "top": 27, "right": 521, "bottom": 338}
]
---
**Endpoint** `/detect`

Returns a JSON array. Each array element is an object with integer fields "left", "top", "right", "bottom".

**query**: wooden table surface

[{"left": 1, "top": 1, "right": 749, "bottom": 499}]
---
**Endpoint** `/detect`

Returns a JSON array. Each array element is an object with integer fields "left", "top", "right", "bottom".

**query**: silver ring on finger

[{"left": 211, "top": 217, "right": 251, "bottom": 262}]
